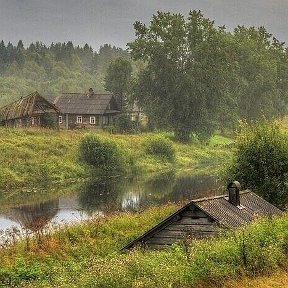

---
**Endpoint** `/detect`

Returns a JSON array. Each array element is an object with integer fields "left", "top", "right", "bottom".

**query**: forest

[{"left": 0, "top": 40, "right": 129, "bottom": 105}]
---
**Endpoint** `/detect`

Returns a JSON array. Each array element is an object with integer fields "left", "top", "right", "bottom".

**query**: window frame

[
  {"left": 59, "top": 115, "right": 63, "bottom": 124},
  {"left": 76, "top": 115, "right": 82, "bottom": 124},
  {"left": 90, "top": 116, "right": 96, "bottom": 125}
]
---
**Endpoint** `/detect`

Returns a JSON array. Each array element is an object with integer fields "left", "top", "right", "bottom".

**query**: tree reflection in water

[{"left": 7, "top": 199, "right": 59, "bottom": 232}]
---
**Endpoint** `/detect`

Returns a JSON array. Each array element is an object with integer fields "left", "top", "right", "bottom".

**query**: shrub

[
  {"left": 114, "top": 114, "right": 136, "bottom": 134},
  {"left": 79, "top": 134, "right": 125, "bottom": 173},
  {"left": 226, "top": 120, "right": 288, "bottom": 208},
  {"left": 145, "top": 135, "right": 175, "bottom": 162},
  {"left": 40, "top": 112, "right": 57, "bottom": 128}
]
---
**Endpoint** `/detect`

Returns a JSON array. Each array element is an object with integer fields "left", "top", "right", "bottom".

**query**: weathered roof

[
  {"left": 123, "top": 191, "right": 283, "bottom": 249},
  {"left": 54, "top": 93, "right": 119, "bottom": 115},
  {"left": 194, "top": 192, "right": 282, "bottom": 229},
  {"left": 0, "top": 91, "right": 59, "bottom": 120}
]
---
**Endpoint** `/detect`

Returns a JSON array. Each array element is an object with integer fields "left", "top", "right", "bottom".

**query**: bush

[
  {"left": 226, "top": 120, "right": 288, "bottom": 208},
  {"left": 145, "top": 135, "right": 175, "bottom": 162},
  {"left": 79, "top": 134, "right": 125, "bottom": 173},
  {"left": 114, "top": 114, "right": 137, "bottom": 134},
  {"left": 40, "top": 112, "right": 57, "bottom": 128}
]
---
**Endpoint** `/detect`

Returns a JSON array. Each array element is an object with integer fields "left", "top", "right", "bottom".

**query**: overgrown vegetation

[
  {"left": 79, "top": 134, "right": 126, "bottom": 173},
  {"left": 226, "top": 121, "right": 288, "bottom": 208},
  {"left": 0, "top": 204, "right": 286, "bottom": 287},
  {"left": 145, "top": 135, "right": 175, "bottom": 162}
]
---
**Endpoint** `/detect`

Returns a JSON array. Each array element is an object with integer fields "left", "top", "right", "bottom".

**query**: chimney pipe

[
  {"left": 227, "top": 181, "right": 241, "bottom": 206},
  {"left": 88, "top": 88, "right": 94, "bottom": 98}
]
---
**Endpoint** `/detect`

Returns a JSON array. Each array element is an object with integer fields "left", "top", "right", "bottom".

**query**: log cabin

[
  {"left": 0, "top": 91, "right": 59, "bottom": 128},
  {"left": 54, "top": 88, "right": 120, "bottom": 129},
  {"left": 123, "top": 182, "right": 283, "bottom": 250}
]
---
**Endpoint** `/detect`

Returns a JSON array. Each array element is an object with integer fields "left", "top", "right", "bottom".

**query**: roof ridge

[
  {"left": 0, "top": 91, "right": 39, "bottom": 110},
  {"left": 192, "top": 190, "right": 251, "bottom": 203}
]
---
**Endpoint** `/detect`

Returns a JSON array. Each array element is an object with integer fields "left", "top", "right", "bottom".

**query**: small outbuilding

[
  {"left": 123, "top": 182, "right": 283, "bottom": 249},
  {"left": 0, "top": 91, "right": 59, "bottom": 128},
  {"left": 54, "top": 88, "right": 120, "bottom": 129}
]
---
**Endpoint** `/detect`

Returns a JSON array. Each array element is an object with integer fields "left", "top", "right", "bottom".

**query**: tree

[
  {"left": 227, "top": 121, "right": 288, "bottom": 209},
  {"left": 128, "top": 10, "right": 233, "bottom": 142},
  {"left": 104, "top": 57, "right": 132, "bottom": 110},
  {"left": 231, "top": 26, "right": 287, "bottom": 121}
]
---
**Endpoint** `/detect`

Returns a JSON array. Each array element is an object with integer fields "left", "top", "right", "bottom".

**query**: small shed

[
  {"left": 54, "top": 88, "right": 120, "bottom": 129},
  {"left": 123, "top": 182, "right": 283, "bottom": 249},
  {"left": 0, "top": 91, "right": 59, "bottom": 128}
]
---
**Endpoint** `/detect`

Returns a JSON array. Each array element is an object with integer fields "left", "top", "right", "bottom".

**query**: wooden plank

[
  {"left": 178, "top": 217, "right": 212, "bottom": 225},
  {"left": 181, "top": 210, "right": 207, "bottom": 218},
  {"left": 146, "top": 237, "right": 179, "bottom": 245},
  {"left": 146, "top": 244, "right": 168, "bottom": 249},
  {"left": 155, "top": 230, "right": 187, "bottom": 238},
  {"left": 165, "top": 224, "right": 217, "bottom": 232}
]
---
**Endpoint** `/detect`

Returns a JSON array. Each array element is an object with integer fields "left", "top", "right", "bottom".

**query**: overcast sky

[{"left": 0, "top": 0, "right": 288, "bottom": 50}]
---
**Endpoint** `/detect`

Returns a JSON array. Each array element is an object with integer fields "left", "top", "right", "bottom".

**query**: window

[
  {"left": 76, "top": 115, "right": 82, "bottom": 124},
  {"left": 31, "top": 117, "right": 35, "bottom": 125},
  {"left": 59, "top": 115, "right": 63, "bottom": 124},
  {"left": 90, "top": 116, "right": 96, "bottom": 124}
]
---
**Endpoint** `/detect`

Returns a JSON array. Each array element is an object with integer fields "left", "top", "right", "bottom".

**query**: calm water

[{"left": 0, "top": 172, "right": 219, "bottom": 234}]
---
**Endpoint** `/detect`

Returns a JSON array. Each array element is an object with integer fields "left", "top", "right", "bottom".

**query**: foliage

[
  {"left": 104, "top": 57, "right": 133, "bottom": 110},
  {"left": 0, "top": 41, "right": 129, "bottom": 107},
  {"left": 114, "top": 113, "right": 136, "bottom": 134},
  {"left": 145, "top": 135, "right": 175, "bottom": 162},
  {"left": 226, "top": 121, "right": 288, "bottom": 208},
  {"left": 40, "top": 112, "right": 57, "bottom": 128},
  {"left": 79, "top": 134, "right": 126, "bottom": 173},
  {"left": 129, "top": 11, "right": 233, "bottom": 142},
  {"left": 129, "top": 11, "right": 288, "bottom": 142}
]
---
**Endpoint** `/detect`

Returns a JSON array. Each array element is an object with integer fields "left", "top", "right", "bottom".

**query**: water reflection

[
  {"left": 0, "top": 172, "right": 219, "bottom": 232},
  {"left": 7, "top": 199, "right": 59, "bottom": 232}
]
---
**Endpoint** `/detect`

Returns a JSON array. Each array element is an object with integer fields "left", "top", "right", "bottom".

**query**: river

[{"left": 0, "top": 172, "right": 220, "bottom": 236}]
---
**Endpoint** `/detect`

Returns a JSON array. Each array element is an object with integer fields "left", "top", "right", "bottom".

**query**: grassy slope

[{"left": 0, "top": 128, "right": 232, "bottom": 192}]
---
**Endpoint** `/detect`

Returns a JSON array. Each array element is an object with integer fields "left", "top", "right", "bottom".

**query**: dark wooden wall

[{"left": 145, "top": 206, "right": 218, "bottom": 248}]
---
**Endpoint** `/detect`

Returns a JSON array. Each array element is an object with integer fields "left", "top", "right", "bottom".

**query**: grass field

[{"left": 0, "top": 128, "right": 233, "bottom": 192}]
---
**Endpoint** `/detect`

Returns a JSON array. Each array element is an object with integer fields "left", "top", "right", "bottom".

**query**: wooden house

[
  {"left": 0, "top": 91, "right": 59, "bottom": 128},
  {"left": 54, "top": 88, "right": 120, "bottom": 129},
  {"left": 123, "top": 182, "right": 283, "bottom": 249}
]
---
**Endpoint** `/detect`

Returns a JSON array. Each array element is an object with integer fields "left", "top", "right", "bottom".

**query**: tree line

[{"left": 0, "top": 40, "right": 129, "bottom": 105}]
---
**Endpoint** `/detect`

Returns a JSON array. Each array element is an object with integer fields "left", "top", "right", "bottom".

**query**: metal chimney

[{"left": 227, "top": 181, "right": 241, "bottom": 206}]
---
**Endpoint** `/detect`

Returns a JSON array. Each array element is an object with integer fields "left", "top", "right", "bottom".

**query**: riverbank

[
  {"left": 0, "top": 204, "right": 287, "bottom": 287},
  {"left": 0, "top": 128, "right": 233, "bottom": 192}
]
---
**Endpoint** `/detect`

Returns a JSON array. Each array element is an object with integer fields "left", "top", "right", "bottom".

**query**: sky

[{"left": 0, "top": 0, "right": 288, "bottom": 50}]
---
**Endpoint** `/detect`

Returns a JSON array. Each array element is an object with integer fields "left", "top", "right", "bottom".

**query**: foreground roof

[
  {"left": 54, "top": 93, "right": 119, "bottom": 115},
  {"left": 193, "top": 191, "right": 282, "bottom": 228},
  {"left": 0, "top": 91, "right": 59, "bottom": 120},
  {"left": 123, "top": 191, "right": 283, "bottom": 249}
]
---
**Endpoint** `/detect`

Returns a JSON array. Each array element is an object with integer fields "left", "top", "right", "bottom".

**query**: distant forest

[{"left": 0, "top": 40, "right": 129, "bottom": 105}]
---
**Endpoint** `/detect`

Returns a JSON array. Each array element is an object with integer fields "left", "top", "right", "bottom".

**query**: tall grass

[{"left": 0, "top": 203, "right": 286, "bottom": 288}]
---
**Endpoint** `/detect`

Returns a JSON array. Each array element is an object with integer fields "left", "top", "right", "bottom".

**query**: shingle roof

[
  {"left": 0, "top": 91, "right": 59, "bottom": 120},
  {"left": 54, "top": 93, "right": 119, "bottom": 115},
  {"left": 194, "top": 191, "right": 283, "bottom": 228},
  {"left": 122, "top": 191, "right": 283, "bottom": 249}
]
